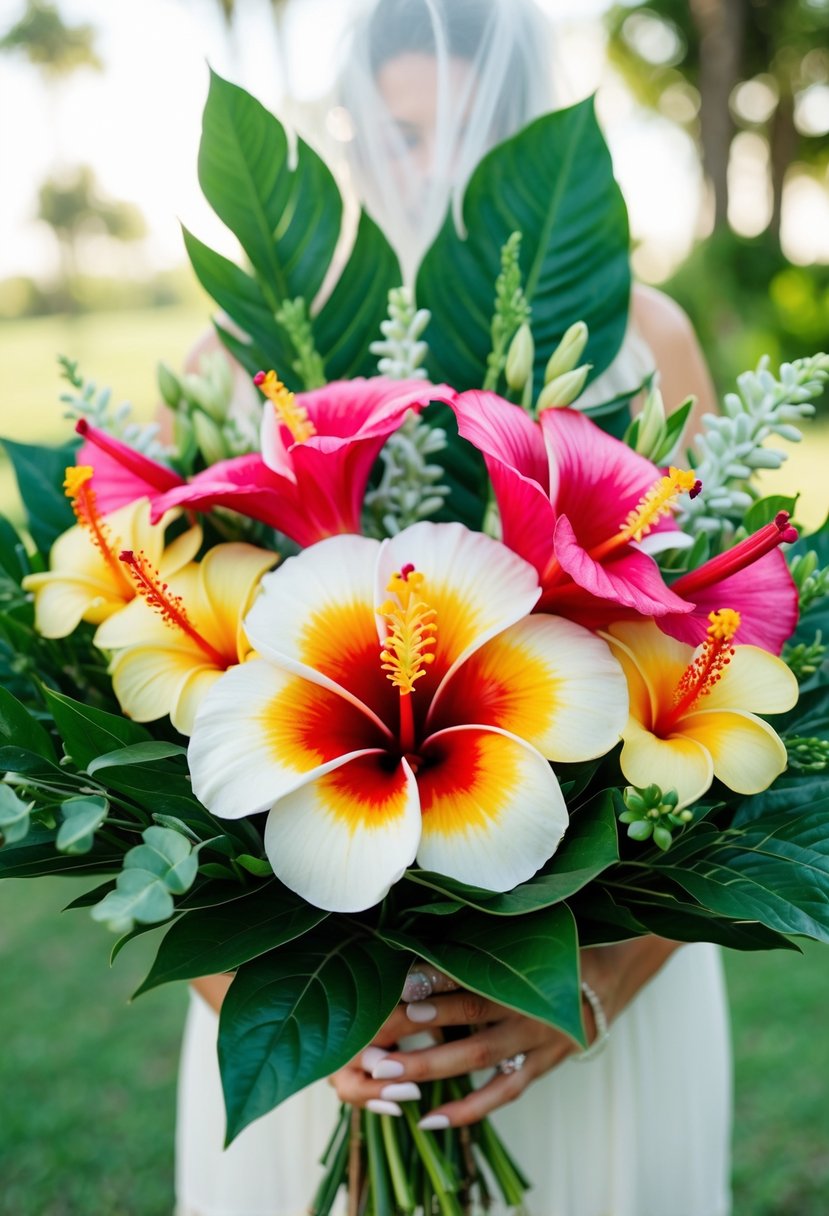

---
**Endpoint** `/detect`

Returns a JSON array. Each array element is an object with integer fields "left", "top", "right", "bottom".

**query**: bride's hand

[{"left": 329, "top": 937, "right": 679, "bottom": 1126}]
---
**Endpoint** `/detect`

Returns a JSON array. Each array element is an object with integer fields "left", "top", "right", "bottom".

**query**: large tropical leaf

[
  {"left": 382, "top": 903, "right": 585, "bottom": 1046},
  {"left": 188, "top": 71, "right": 401, "bottom": 387},
  {"left": 2, "top": 438, "right": 77, "bottom": 555},
  {"left": 218, "top": 929, "right": 412, "bottom": 1142},
  {"left": 416, "top": 96, "right": 630, "bottom": 396}
]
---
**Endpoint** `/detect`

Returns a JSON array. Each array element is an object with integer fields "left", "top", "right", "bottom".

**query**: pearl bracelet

[{"left": 573, "top": 980, "right": 610, "bottom": 1063}]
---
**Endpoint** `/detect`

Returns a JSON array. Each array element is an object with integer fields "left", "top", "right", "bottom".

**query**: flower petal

[
  {"left": 94, "top": 566, "right": 205, "bottom": 650},
  {"left": 552, "top": 515, "right": 691, "bottom": 618},
  {"left": 703, "top": 644, "right": 799, "bottom": 715},
  {"left": 243, "top": 534, "right": 395, "bottom": 731},
  {"left": 196, "top": 543, "right": 278, "bottom": 659},
  {"left": 263, "top": 754, "right": 421, "bottom": 913},
  {"left": 660, "top": 549, "right": 799, "bottom": 655},
  {"left": 377, "top": 522, "right": 541, "bottom": 695},
  {"left": 24, "top": 573, "right": 120, "bottom": 636},
  {"left": 603, "top": 620, "right": 692, "bottom": 728},
  {"left": 415, "top": 726, "right": 568, "bottom": 891},
  {"left": 430, "top": 615, "right": 627, "bottom": 761},
  {"left": 171, "top": 665, "right": 224, "bottom": 736},
  {"left": 188, "top": 659, "right": 386, "bottom": 820},
  {"left": 158, "top": 523, "right": 203, "bottom": 576},
  {"left": 618, "top": 717, "right": 714, "bottom": 808},
  {"left": 77, "top": 420, "right": 184, "bottom": 513},
  {"left": 109, "top": 645, "right": 201, "bottom": 724},
  {"left": 676, "top": 708, "right": 788, "bottom": 795}
]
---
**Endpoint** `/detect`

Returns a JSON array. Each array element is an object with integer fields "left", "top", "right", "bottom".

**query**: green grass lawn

[{"left": 0, "top": 877, "right": 827, "bottom": 1216}]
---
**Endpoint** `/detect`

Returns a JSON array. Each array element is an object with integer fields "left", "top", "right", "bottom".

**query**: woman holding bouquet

[{"left": 176, "top": 2, "right": 731, "bottom": 1214}]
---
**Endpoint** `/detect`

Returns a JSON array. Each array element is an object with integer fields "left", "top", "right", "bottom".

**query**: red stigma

[
  {"left": 75, "top": 418, "right": 90, "bottom": 436},
  {"left": 690, "top": 479, "right": 703, "bottom": 500},
  {"left": 775, "top": 511, "right": 798, "bottom": 543},
  {"left": 253, "top": 371, "right": 266, "bottom": 386},
  {"left": 400, "top": 563, "right": 416, "bottom": 581}
]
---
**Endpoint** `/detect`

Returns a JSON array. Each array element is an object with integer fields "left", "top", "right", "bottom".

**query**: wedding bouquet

[{"left": 2, "top": 72, "right": 828, "bottom": 1215}]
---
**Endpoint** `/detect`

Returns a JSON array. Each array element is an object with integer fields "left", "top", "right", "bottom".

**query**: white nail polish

[
  {"left": 418, "top": 1113, "right": 451, "bottom": 1131},
  {"left": 360, "top": 1046, "right": 388, "bottom": 1072},
  {"left": 367, "top": 1099, "right": 402, "bottom": 1117},
  {"left": 380, "top": 1082, "right": 421, "bottom": 1102},
  {"left": 372, "top": 1059, "right": 406, "bottom": 1080},
  {"left": 406, "top": 1001, "right": 437, "bottom": 1024}
]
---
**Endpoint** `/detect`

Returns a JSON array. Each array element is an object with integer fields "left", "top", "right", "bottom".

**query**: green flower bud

[
  {"left": 182, "top": 373, "right": 228, "bottom": 424},
  {"left": 536, "top": 365, "right": 591, "bottom": 411},
  {"left": 653, "top": 825, "right": 674, "bottom": 852},
  {"left": 173, "top": 411, "right": 195, "bottom": 453},
  {"left": 192, "top": 409, "right": 228, "bottom": 466},
  {"left": 544, "top": 321, "right": 589, "bottom": 384},
  {"left": 634, "top": 385, "right": 667, "bottom": 458},
  {"left": 157, "top": 362, "right": 182, "bottom": 409},
  {"left": 505, "top": 323, "right": 535, "bottom": 391}
]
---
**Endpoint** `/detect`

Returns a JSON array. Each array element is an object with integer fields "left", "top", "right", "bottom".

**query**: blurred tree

[
  {"left": 36, "top": 166, "right": 146, "bottom": 307},
  {"left": 606, "top": 0, "right": 829, "bottom": 245},
  {"left": 0, "top": 0, "right": 101, "bottom": 77}
]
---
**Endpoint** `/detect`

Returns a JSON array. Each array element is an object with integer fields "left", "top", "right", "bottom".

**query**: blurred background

[{"left": 0, "top": 0, "right": 828, "bottom": 1212}]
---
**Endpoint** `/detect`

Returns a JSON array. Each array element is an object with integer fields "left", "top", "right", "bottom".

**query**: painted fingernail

[
  {"left": 372, "top": 1059, "right": 406, "bottom": 1080},
  {"left": 418, "top": 1113, "right": 451, "bottom": 1131},
  {"left": 380, "top": 1082, "right": 421, "bottom": 1102},
  {"left": 367, "top": 1099, "right": 402, "bottom": 1117},
  {"left": 360, "top": 1046, "right": 388, "bottom": 1072},
  {"left": 402, "top": 970, "right": 432, "bottom": 1002},
  {"left": 406, "top": 1001, "right": 437, "bottom": 1024}
]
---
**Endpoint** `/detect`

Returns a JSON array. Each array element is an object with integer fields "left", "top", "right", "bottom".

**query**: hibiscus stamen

[
  {"left": 254, "top": 370, "right": 316, "bottom": 443},
  {"left": 662, "top": 608, "right": 741, "bottom": 730},
  {"left": 64, "top": 465, "right": 134, "bottom": 596},
  {"left": 670, "top": 512, "right": 798, "bottom": 598},
  {"left": 378, "top": 565, "right": 437, "bottom": 753},
  {"left": 119, "top": 549, "right": 228, "bottom": 668},
  {"left": 588, "top": 468, "right": 701, "bottom": 561}
]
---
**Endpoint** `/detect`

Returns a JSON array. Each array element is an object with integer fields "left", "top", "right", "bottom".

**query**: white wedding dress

[{"left": 175, "top": 942, "right": 731, "bottom": 1216}]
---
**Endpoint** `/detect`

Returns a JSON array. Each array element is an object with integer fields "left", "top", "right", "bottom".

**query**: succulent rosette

[{"left": 188, "top": 521, "right": 629, "bottom": 912}]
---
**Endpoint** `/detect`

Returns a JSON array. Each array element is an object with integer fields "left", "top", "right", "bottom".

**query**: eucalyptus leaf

[
  {"left": 218, "top": 930, "right": 412, "bottom": 1141},
  {"left": 382, "top": 903, "right": 585, "bottom": 1046},
  {"left": 123, "top": 825, "right": 198, "bottom": 895},
  {"left": 56, "top": 795, "right": 108, "bottom": 855},
  {"left": 134, "top": 883, "right": 328, "bottom": 995},
  {"left": 0, "top": 783, "right": 33, "bottom": 846},
  {"left": 417, "top": 97, "right": 630, "bottom": 398},
  {"left": 90, "top": 868, "right": 175, "bottom": 932}
]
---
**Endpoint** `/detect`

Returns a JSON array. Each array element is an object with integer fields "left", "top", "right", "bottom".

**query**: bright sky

[{"left": 1, "top": 0, "right": 827, "bottom": 286}]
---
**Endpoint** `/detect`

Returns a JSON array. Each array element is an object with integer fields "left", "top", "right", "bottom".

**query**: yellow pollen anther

[
  {"left": 64, "top": 465, "right": 94, "bottom": 500},
  {"left": 621, "top": 467, "right": 699, "bottom": 544},
  {"left": 669, "top": 606, "right": 741, "bottom": 722},
  {"left": 706, "top": 608, "right": 741, "bottom": 642},
  {"left": 256, "top": 370, "right": 316, "bottom": 443},
  {"left": 378, "top": 567, "right": 437, "bottom": 696}
]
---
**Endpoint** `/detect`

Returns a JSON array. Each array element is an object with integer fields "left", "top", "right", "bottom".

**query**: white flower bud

[
  {"left": 543, "top": 321, "right": 589, "bottom": 384},
  {"left": 536, "top": 364, "right": 591, "bottom": 410},
  {"left": 505, "top": 323, "right": 535, "bottom": 391}
]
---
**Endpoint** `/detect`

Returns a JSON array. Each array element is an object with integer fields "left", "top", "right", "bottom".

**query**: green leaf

[
  {"left": 123, "top": 825, "right": 198, "bottom": 895},
  {"left": 41, "top": 686, "right": 152, "bottom": 771},
  {"left": 199, "top": 69, "right": 341, "bottom": 311},
  {"left": 657, "top": 797, "right": 829, "bottom": 942},
  {"left": 218, "top": 930, "right": 412, "bottom": 1142},
  {"left": 56, "top": 795, "right": 108, "bottom": 855},
  {"left": 133, "top": 883, "right": 328, "bottom": 995},
  {"left": 0, "top": 783, "right": 33, "bottom": 845},
  {"left": 86, "top": 741, "right": 187, "bottom": 775},
  {"left": 0, "top": 514, "right": 27, "bottom": 583},
  {"left": 383, "top": 904, "right": 585, "bottom": 1046},
  {"left": 90, "top": 868, "right": 175, "bottom": 931},
  {"left": 417, "top": 98, "right": 630, "bottom": 398},
  {"left": 0, "top": 826, "right": 120, "bottom": 878},
  {"left": 406, "top": 790, "right": 618, "bottom": 915},
  {"left": 0, "top": 685, "right": 57, "bottom": 764},
  {"left": 2, "top": 438, "right": 77, "bottom": 555},
  {"left": 656, "top": 396, "right": 694, "bottom": 462},
  {"left": 743, "top": 494, "right": 800, "bottom": 533}
]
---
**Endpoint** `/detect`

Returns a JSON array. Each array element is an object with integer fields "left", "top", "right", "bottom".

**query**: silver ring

[{"left": 497, "top": 1052, "right": 527, "bottom": 1075}]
